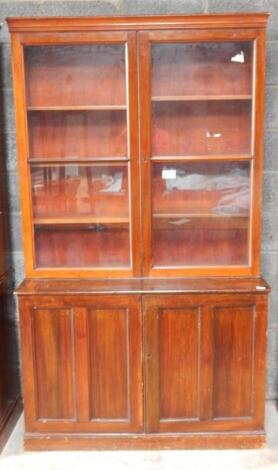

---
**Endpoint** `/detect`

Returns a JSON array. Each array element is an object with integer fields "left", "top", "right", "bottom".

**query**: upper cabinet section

[{"left": 8, "top": 14, "right": 268, "bottom": 278}]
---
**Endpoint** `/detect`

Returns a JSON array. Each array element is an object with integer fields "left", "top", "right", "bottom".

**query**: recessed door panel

[
  {"left": 158, "top": 308, "right": 199, "bottom": 420},
  {"left": 212, "top": 305, "right": 254, "bottom": 418},
  {"left": 88, "top": 308, "right": 129, "bottom": 420},
  {"left": 32, "top": 308, "right": 75, "bottom": 420},
  {"left": 75, "top": 296, "right": 143, "bottom": 432}
]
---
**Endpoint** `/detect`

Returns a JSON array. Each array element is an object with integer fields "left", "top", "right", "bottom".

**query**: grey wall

[{"left": 1, "top": 0, "right": 278, "bottom": 399}]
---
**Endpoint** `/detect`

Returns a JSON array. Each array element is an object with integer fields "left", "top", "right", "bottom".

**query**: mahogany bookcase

[{"left": 8, "top": 13, "right": 270, "bottom": 450}]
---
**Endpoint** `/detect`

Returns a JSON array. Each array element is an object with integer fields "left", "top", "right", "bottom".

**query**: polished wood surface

[
  {"left": 19, "top": 295, "right": 143, "bottom": 433},
  {"left": 213, "top": 304, "right": 254, "bottom": 418},
  {"left": 144, "top": 293, "right": 267, "bottom": 433},
  {"left": 16, "top": 277, "right": 270, "bottom": 295},
  {"left": 32, "top": 308, "right": 74, "bottom": 419},
  {"left": 9, "top": 14, "right": 269, "bottom": 450},
  {"left": 89, "top": 309, "right": 129, "bottom": 419},
  {"left": 17, "top": 289, "right": 267, "bottom": 447},
  {"left": 154, "top": 306, "right": 199, "bottom": 419},
  {"left": 24, "top": 432, "right": 266, "bottom": 450},
  {"left": 7, "top": 14, "right": 269, "bottom": 32}
]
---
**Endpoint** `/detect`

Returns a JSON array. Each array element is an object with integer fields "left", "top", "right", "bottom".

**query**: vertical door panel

[
  {"left": 74, "top": 295, "right": 143, "bottom": 433},
  {"left": 144, "top": 297, "right": 202, "bottom": 432},
  {"left": 31, "top": 307, "right": 75, "bottom": 420},
  {"left": 88, "top": 308, "right": 129, "bottom": 420},
  {"left": 212, "top": 305, "right": 254, "bottom": 418},
  {"left": 158, "top": 308, "right": 199, "bottom": 419}
]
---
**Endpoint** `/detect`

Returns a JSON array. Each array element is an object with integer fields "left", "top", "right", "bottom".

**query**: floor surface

[{"left": 1, "top": 402, "right": 278, "bottom": 469}]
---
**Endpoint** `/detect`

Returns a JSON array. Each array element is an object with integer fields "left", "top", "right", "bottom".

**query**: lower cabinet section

[{"left": 18, "top": 289, "right": 268, "bottom": 449}]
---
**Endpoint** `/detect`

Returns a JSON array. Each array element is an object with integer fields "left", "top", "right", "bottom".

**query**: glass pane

[
  {"left": 28, "top": 110, "right": 127, "bottom": 160},
  {"left": 151, "top": 42, "right": 253, "bottom": 156},
  {"left": 25, "top": 45, "right": 127, "bottom": 160},
  {"left": 31, "top": 164, "right": 130, "bottom": 268},
  {"left": 35, "top": 225, "right": 130, "bottom": 269},
  {"left": 152, "top": 101, "right": 251, "bottom": 156},
  {"left": 152, "top": 42, "right": 252, "bottom": 97},
  {"left": 152, "top": 161, "right": 250, "bottom": 267},
  {"left": 25, "top": 45, "right": 126, "bottom": 107}
]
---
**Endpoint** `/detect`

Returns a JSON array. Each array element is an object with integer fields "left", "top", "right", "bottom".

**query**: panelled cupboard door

[
  {"left": 18, "top": 295, "right": 143, "bottom": 433},
  {"left": 139, "top": 28, "right": 266, "bottom": 278},
  {"left": 144, "top": 294, "right": 267, "bottom": 433}
]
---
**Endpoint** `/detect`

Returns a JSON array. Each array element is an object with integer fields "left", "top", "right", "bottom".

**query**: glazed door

[
  {"left": 144, "top": 294, "right": 267, "bottom": 433},
  {"left": 19, "top": 295, "right": 143, "bottom": 433},
  {"left": 14, "top": 31, "right": 140, "bottom": 277},
  {"left": 139, "top": 29, "right": 264, "bottom": 277}
]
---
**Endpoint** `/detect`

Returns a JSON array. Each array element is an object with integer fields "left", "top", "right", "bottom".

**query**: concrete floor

[{"left": 0, "top": 402, "right": 278, "bottom": 469}]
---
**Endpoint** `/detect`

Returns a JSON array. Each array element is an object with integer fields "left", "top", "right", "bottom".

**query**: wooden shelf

[
  {"left": 152, "top": 95, "right": 252, "bottom": 102},
  {"left": 29, "top": 158, "right": 129, "bottom": 165},
  {"left": 28, "top": 105, "right": 127, "bottom": 111},
  {"left": 34, "top": 216, "right": 129, "bottom": 225},
  {"left": 151, "top": 154, "right": 252, "bottom": 162},
  {"left": 153, "top": 212, "right": 249, "bottom": 230},
  {"left": 153, "top": 212, "right": 249, "bottom": 219}
]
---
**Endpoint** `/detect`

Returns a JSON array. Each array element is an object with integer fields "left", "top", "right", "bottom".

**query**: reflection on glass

[
  {"left": 25, "top": 45, "right": 126, "bottom": 107},
  {"left": 151, "top": 41, "right": 253, "bottom": 157},
  {"left": 152, "top": 42, "right": 253, "bottom": 97},
  {"left": 152, "top": 101, "right": 251, "bottom": 156},
  {"left": 32, "top": 164, "right": 130, "bottom": 269},
  {"left": 28, "top": 110, "right": 127, "bottom": 160},
  {"left": 35, "top": 225, "right": 130, "bottom": 269},
  {"left": 24, "top": 44, "right": 132, "bottom": 270},
  {"left": 31, "top": 164, "right": 129, "bottom": 219},
  {"left": 152, "top": 162, "right": 250, "bottom": 267},
  {"left": 25, "top": 45, "right": 128, "bottom": 161}
]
